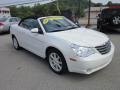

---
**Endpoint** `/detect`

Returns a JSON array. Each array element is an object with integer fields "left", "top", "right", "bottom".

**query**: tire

[
  {"left": 97, "top": 24, "right": 104, "bottom": 32},
  {"left": 97, "top": 20, "right": 100, "bottom": 29},
  {"left": 97, "top": 20, "right": 104, "bottom": 32},
  {"left": 12, "top": 36, "right": 20, "bottom": 50},
  {"left": 47, "top": 49, "right": 68, "bottom": 74},
  {"left": 111, "top": 15, "right": 120, "bottom": 26},
  {"left": 97, "top": 24, "right": 99, "bottom": 30}
]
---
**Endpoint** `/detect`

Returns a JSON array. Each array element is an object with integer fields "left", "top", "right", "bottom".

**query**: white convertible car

[{"left": 10, "top": 16, "right": 115, "bottom": 74}]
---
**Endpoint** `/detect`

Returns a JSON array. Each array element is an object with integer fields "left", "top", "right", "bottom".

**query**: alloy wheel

[
  {"left": 113, "top": 16, "right": 120, "bottom": 25},
  {"left": 49, "top": 52, "right": 62, "bottom": 72}
]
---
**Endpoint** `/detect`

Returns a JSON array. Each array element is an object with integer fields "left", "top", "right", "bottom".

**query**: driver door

[{"left": 19, "top": 18, "right": 45, "bottom": 57}]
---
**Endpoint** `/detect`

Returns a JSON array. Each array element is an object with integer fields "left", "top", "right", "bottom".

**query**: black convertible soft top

[{"left": 18, "top": 16, "right": 40, "bottom": 25}]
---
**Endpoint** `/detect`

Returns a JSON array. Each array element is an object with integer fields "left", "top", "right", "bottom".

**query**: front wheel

[
  {"left": 47, "top": 49, "right": 68, "bottom": 74},
  {"left": 97, "top": 24, "right": 104, "bottom": 32},
  {"left": 12, "top": 36, "right": 20, "bottom": 50}
]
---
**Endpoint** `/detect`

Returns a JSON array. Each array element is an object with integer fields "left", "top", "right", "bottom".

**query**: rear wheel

[
  {"left": 112, "top": 15, "right": 120, "bottom": 25},
  {"left": 97, "top": 21, "right": 104, "bottom": 32},
  {"left": 12, "top": 36, "right": 20, "bottom": 50},
  {"left": 47, "top": 49, "right": 68, "bottom": 74},
  {"left": 97, "top": 24, "right": 104, "bottom": 32}
]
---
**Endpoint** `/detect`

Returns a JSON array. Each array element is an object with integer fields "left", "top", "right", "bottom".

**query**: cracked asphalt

[{"left": 0, "top": 30, "right": 120, "bottom": 90}]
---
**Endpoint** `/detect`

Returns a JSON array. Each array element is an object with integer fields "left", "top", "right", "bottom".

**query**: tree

[
  {"left": 107, "top": 1, "right": 113, "bottom": 6},
  {"left": 9, "top": 6, "right": 18, "bottom": 17},
  {"left": 94, "top": 3, "right": 103, "bottom": 7},
  {"left": 9, "top": 0, "right": 89, "bottom": 18}
]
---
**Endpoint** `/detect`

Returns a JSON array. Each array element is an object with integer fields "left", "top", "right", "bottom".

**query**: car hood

[{"left": 47, "top": 27, "right": 109, "bottom": 47}]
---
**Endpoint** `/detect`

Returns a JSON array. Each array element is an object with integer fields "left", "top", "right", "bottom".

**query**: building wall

[
  {"left": 0, "top": 7, "right": 11, "bottom": 17},
  {"left": 85, "top": 11, "right": 100, "bottom": 19}
]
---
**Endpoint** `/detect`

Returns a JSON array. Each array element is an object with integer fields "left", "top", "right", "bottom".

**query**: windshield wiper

[
  {"left": 50, "top": 29, "right": 66, "bottom": 32},
  {"left": 67, "top": 26, "right": 78, "bottom": 30}
]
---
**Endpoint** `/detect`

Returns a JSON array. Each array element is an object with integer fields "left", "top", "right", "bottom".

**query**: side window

[
  {"left": 19, "top": 19, "right": 39, "bottom": 30},
  {"left": 16, "top": 18, "right": 21, "bottom": 22},
  {"left": 19, "top": 20, "right": 29, "bottom": 29}
]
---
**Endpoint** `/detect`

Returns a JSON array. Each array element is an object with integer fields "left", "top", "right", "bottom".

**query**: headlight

[{"left": 71, "top": 44, "right": 96, "bottom": 57}]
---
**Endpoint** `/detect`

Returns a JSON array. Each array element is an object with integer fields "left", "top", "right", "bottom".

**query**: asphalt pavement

[{"left": 0, "top": 30, "right": 120, "bottom": 90}]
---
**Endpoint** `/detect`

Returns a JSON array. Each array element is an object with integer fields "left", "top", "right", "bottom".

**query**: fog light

[{"left": 70, "top": 58, "right": 77, "bottom": 61}]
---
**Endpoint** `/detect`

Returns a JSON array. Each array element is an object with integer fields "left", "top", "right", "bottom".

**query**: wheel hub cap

[
  {"left": 49, "top": 53, "right": 62, "bottom": 72},
  {"left": 13, "top": 38, "right": 18, "bottom": 48},
  {"left": 113, "top": 16, "right": 120, "bottom": 25}
]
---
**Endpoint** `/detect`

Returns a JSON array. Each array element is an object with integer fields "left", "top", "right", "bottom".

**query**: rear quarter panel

[
  {"left": 10, "top": 24, "right": 18, "bottom": 35},
  {"left": 10, "top": 24, "right": 21, "bottom": 43}
]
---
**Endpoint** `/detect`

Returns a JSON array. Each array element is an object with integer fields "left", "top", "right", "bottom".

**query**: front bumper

[{"left": 67, "top": 43, "right": 115, "bottom": 74}]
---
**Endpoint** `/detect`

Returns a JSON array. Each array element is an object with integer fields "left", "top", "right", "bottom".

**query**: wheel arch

[
  {"left": 11, "top": 34, "right": 15, "bottom": 39},
  {"left": 45, "top": 46, "right": 68, "bottom": 73},
  {"left": 46, "top": 46, "right": 63, "bottom": 58}
]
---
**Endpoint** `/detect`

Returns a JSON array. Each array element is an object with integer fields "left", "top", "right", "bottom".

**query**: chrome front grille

[{"left": 95, "top": 41, "right": 111, "bottom": 55}]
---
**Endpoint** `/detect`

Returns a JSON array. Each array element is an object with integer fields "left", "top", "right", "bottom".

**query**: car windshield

[
  {"left": 40, "top": 16, "right": 79, "bottom": 32},
  {"left": 0, "top": 17, "right": 7, "bottom": 22}
]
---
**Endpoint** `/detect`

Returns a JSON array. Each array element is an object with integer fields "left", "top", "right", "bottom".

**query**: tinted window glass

[
  {"left": 101, "top": 9, "right": 120, "bottom": 18},
  {"left": 20, "top": 19, "right": 39, "bottom": 30}
]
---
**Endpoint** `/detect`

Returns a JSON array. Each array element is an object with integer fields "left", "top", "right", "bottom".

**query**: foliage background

[
  {"left": 9, "top": 0, "right": 120, "bottom": 18},
  {"left": 9, "top": 0, "right": 89, "bottom": 18}
]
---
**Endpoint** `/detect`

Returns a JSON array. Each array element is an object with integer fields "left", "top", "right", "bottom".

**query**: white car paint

[
  {"left": 48, "top": 28, "right": 109, "bottom": 47},
  {"left": 10, "top": 16, "right": 115, "bottom": 74}
]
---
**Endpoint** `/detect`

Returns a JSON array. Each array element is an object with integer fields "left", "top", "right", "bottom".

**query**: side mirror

[{"left": 31, "top": 28, "right": 39, "bottom": 33}]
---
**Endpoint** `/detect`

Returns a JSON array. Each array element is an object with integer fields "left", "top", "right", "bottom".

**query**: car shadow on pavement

[
  {"left": 20, "top": 48, "right": 48, "bottom": 64},
  {"left": 101, "top": 29, "right": 120, "bottom": 35},
  {"left": 0, "top": 33, "right": 10, "bottom": 36}
]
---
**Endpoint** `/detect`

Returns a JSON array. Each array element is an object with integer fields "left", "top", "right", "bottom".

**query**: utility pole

[
  {"left": 87, "top": 0, "right": 91, "bottom": 27},
  {"left": 77, "top": 0, "right": 80, "bottom": 18},
  {"left": 53, "top": 0, "right": 61, "bottom": 15},
  {"left": 56, "top": 0, "right": 61, "bottom": 15}
]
